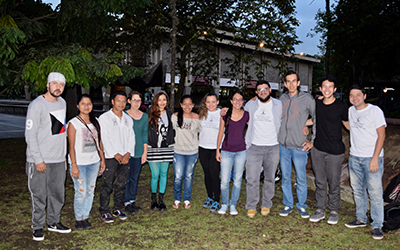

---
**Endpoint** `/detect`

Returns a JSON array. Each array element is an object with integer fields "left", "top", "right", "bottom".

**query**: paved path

[{"left": 0, "top": 113, "right": 26, "bottom": 139}]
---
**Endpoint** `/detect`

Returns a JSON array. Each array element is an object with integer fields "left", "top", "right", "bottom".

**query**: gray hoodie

[{"left": 278, "top": 91, "right": 316, "bottom": 149}]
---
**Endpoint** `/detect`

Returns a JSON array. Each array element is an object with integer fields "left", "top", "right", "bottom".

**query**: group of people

[{"left": 25, "top": 71, "right": 386, "bottom": 242}]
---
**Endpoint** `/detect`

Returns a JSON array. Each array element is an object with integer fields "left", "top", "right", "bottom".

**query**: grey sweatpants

[
  {"left": 26, "top": 161, "right": 66, "bottom": 230},
  {"left": 245, "top": 144, "right": 279, "bottom": 210},
  {"left": 310, "top": 147, "right": 345, "bottom": 212}
]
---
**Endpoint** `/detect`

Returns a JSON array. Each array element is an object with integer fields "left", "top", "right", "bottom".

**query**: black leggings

[{"left": 198, "top": 147, "right": 221, "bottom": 202}]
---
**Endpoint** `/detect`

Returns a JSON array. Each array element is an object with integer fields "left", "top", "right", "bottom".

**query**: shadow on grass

[{"left": 0, "top": 138, "right": 399, "bottom": 249}]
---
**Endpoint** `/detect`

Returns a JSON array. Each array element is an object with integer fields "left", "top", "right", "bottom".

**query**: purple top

[{"left": 221, "top": 111, "right": 249, "bottom": 152}]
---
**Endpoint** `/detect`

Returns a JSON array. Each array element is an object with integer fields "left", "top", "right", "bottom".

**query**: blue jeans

[
  {"left": 220, "top": 150, "right": 246, "bottom": 206},
  {"left": 70, "top": 161, "right": 100, "bottom": 220},
  {"left": 173, "top": 152, "right": 198, "bottom": 201},
  {"left": 349, "top": 155, "right": 384, "bottom": 229},
  {"left": 279, "top": 144, "right": 308, "bottom": 209},
  {"left": 124, "top": 157, "right": 142, "bottom": 205}
]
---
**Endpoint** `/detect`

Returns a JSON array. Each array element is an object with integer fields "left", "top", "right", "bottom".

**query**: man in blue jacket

[{"left": 278, "top": 70, "right": 316, "bottom": 219}]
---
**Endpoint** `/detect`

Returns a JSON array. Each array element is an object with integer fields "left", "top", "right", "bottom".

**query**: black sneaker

[
  {"left": 373, "top": 228, "right": 384, "bottom": 240},
  {"left": 131, "top": 202, "right": 143, "bottom": 212},
  {"left": 48, "top": 222, "right": 72, "bottom": 233},
  {"left": 33, "top": 229, "right": 44, "bottom": 241},
  {"left": 125, "top": 204, "right": 136, "bottom": 215},
  {"left": 345, "top": 219, "right": 367, "bottom": 228},
  {"left": 82, "top": 219, "right": 92, "bottom": 229},
  {"left": 74, "top": 221, "right": 84, "bottom": 230}
]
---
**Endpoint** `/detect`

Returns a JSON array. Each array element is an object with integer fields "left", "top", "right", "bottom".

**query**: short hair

[
  {"left": 256, "top": 80, "right": 271, "bottom": 90},
  {"left": 349, "top": 84, "right": 366, "bottom": 95},
  {"left": 111, "top": 90, "right": 127, "bottom": 101},
  {"left": 320, "top": 75, "right": 337, "bottom": 88},
  {"left": 285, "top": 70, "right": 300, "bottom": 82},
  {"left": 128, "top": 90, "right": 142, "bottom": 101}
]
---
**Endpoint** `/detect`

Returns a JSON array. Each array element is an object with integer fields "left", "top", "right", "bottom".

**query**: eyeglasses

[
  {"left": 131, "top": 99, "right": 141, "bottom": 103},
  {"left": 232, "top": 98, "right": 244, "bottom": 103},
  {"left": 256, "top": 87, "right": 269, "bottom": 93}
]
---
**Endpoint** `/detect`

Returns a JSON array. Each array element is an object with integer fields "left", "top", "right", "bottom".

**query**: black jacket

[{"left": 148, "top": 109, "right": 175, "bottom": 147}]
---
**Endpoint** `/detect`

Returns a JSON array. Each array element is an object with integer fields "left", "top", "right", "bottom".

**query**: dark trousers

[
  {"left": 99, "top": 158, "right": 130, "bottom": 214},
  {"left": 199, "top": 147, "right": 221, "bottom": 202},
  {"left": 311, "top": 147, "right": 345, "bottom": 212},
  {"left": 124, "top": 157, "right": 142, "bottom": 204}
]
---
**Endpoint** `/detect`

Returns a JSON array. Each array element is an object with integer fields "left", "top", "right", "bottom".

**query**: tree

[{"left": 120, "top": 0, "right": 300, "bottom": 104}]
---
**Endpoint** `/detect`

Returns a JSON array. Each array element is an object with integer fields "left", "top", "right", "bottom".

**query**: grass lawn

[{"left": 0, "top": 137, "right": 399, "bottom": 249}]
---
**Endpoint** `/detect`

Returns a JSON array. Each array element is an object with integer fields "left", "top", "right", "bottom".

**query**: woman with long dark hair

[
  {"left": 68, "top": 94, "right": 106, "bottom": 230},
  {"left": 147, "top": 91, "right": 175, "bottom": 211},
  {"left": 216, "top": 90, "right": 249, "bottom": 215},
  {"left": 198, "top": 92, "right": 222, "bottom": 212},
  {"left": 171, "top": 95, "right": 201, "bottom": 209},
  {"left": 123, "top": 91, "right": 148, "bottom": 214}
]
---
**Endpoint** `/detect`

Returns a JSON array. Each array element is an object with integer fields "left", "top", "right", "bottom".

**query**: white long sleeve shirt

[{"left": 99, "top": 110, "right": 135, "bottom": 159}]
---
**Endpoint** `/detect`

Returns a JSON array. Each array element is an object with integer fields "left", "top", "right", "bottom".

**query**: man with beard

[
  {"left": 25, "top": 72, "right": 71, "bottom": 241},
  {"left": 244, "top": 80, "right": 282, "bottom": 218}
]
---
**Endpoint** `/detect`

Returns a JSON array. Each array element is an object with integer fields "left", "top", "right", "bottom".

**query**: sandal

[
  {"left": 172, "top": 201, "right": 180, "bottom": 209},
  {"left": 184, "top": 202, "right": 191, "bottom": 209}
]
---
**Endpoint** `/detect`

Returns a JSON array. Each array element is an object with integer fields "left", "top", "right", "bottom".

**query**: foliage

[{"left": 312, "top": 0, "right": 400, "bottom": 90}]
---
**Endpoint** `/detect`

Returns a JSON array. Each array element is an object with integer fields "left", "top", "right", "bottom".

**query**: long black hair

[
  {"left": 77, "top": 94, "right": 101, "bottom": 140},
  {"left": 224, "top": 90, "right": 244, "bottom": 146},
  {"left": 177, "top": 95, "right": 194, "bottom": 128}
]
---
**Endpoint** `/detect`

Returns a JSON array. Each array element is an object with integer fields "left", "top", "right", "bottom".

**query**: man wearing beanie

[{"left": 26, "top": 72, "right": 71, "bottom": 241}]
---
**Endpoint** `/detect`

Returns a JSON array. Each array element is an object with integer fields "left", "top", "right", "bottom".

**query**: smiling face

[
  {"left": 256, "top": 83, "right": 272, "bottom": 103},
  {"left": 47, "top": 80, "right": 65, "bottom": 98},
  {"left": 320, "top": 80, "right": 337, "bottom": 99},
  {"left": 111, "top": 94, "right": 127, "bottom": 113},
  {"left": 157, "top": 94, "right": 168, "bottom": 112},
  {"left": 180, "top": 97, "right": 194, "bottom": 114},
  {"left": 230, "top": 93, "right": 244, "bottom": 110},
  {"left": 349, "top": 89, "right": 367, "bottom": 110},
  {"left": 77, "top": 97, "right": 93, "bottom": 116},
  {"left": 129, "top": 94, "right": 142, "bottom": 110},
  {"left": 205, "top": 95, "right": 219, "bottom": 111},
  {"left": 284, "top": 73, "right": 300, "bottom": 96}
]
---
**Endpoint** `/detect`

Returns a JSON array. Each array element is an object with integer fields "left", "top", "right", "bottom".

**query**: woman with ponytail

[
  {"left": 216, "top": 90, "right": 249, "bottom": 215},
  {"left": 171, "top": 95, "right": 201, "bottom": 209},
  {"left": 68, "top": 94, "right": 106, "bottom": 230}
]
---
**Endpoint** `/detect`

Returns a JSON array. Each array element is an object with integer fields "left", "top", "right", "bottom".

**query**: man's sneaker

[
  {"left": 230, "top": 205, "right": 238, "bottom": 215},
  {"left": 33, "top": 229, "right": 44, "bottom": 241},
  {"left": 82, "top": 219, "right": 92, "bottom": 229},
  {"left": 101, "top": 212, "right": 114, "bottom": 223},
  {"left": 279, "top": 206, "right": 293, "bottom": 216},
  {"left": 131, "top": 202, "right": 143, "bottom": 212},
  {"left": 74, "top": 220, "right": 84, "bottom": 230},
  {"left": 372, "top": 228, "right": 384, "bottom": 240},
  {"left": 203, "top": 197, "right": 214, "bottom": 208},
  {"left": 298, "top": 208, "right": 310, "bottom": 218},
  {"left": 47, "top": 222, "right": 71, "bottom": 233},
  {"left": 209, "top": 201, "right": 221, "bottom": 213},
  {"left": 309, "top": 209, "right": 325, "bottom": 222},
  {"left": 345, "top": 219, "right": 367, "bottom": 228},
  {"left": 327, "top": 211, "right": 339, "bottom": 225},
  {"left": 218, "top": 204, "right": 228, "bottom": 214},
  {"left": 247, "top": 209, "right": 256, "bottom": 218},
  {"left": 113, "top": 209, "right": 128, "bottom": 220},
  {"left": 125, "top": 204, "right": 136, "bottom": 215},
  {"left": 261, "top": 207, "right": 270, "bottom": 216}
]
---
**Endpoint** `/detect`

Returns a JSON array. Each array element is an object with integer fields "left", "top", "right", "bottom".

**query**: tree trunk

[
  {"left": 169, "top": 0, "right": 178, "bottom": 112},
  {"left": 324, "top": 0, "right": 331, "bottom": 75}
]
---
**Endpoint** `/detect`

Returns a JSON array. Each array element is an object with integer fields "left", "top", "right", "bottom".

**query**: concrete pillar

[{"left": 102, "top": 86, "right": 111, "bottom": 111}]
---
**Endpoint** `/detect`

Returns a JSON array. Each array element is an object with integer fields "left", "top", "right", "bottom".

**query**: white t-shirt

[
  {"left": 349, "top": 104, "right": 386, "bottom": 157},
  {"left": 252, "top": 100, "right": 278, "bottom": 146},
  {"left": 68, "top": 117, "right": 100, "bottom": 165},
  {"left": 199, "top": 109, "right": 221, "bottom": 149}
]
